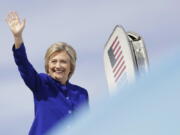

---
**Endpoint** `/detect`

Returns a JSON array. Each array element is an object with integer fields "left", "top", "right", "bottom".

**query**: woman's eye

[
  {"left": 51, "top": 60, "right": 56, "bottom": 63},
  {"left": 61, "top": 60, "right": 68, "bottom": 64}
]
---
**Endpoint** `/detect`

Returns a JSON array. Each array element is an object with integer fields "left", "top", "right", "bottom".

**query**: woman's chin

[{"left": 54, "top": 76, "right": 62, "bottom": 81}]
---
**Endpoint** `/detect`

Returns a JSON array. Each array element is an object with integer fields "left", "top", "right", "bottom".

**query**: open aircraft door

[{"left": 104, "top": 25, "right": 149, "bottom": 93}]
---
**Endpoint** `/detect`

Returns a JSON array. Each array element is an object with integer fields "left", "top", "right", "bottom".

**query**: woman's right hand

[
  {"left": 6, "top": 11, "right": 26, "bottom": 37},
  {"left": 6, "top": 11, "right": 26, "bottom": 48}
]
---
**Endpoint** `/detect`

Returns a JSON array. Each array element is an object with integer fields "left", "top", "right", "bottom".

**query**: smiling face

[{"left": 48, "top": 51, "right": 71, "bottom": 84}]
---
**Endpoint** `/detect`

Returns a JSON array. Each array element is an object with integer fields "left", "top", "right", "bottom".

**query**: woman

[{"left": 6, "top": 12, "right": 89, "bottom": 135}]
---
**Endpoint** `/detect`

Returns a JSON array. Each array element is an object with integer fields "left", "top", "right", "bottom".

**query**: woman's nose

[{"left": 55, "top": 62, "right": 61, "bottom": 68}]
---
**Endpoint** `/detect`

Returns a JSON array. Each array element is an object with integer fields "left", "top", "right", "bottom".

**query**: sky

[{"left": 0, "top": 0, "right": 179, "bottom": 134}]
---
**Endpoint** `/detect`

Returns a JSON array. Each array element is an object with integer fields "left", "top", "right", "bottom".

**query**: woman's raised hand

[
  {"left": 6, "top": 11, "right": 26, "bottom": 48},
  {"left": 6, "top": 11, "right": 26, "bottom": 37}
]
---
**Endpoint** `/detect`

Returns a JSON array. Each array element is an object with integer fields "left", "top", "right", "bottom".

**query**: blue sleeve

[
  {"left": 79, "top": 88, "right": 89, "bottom": 109},
  {"left": 12, "top": 43, "right": 43, "bottom": 93}
]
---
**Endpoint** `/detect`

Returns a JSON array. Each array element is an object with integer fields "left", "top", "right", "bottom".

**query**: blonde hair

[{"left": 45, "top": 42, "right": 77, "bottom": 80}]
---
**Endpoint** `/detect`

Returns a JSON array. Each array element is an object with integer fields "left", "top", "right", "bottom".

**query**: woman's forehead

[{"left": 49, "top": 51, "right": 70, "bottom": 60}]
